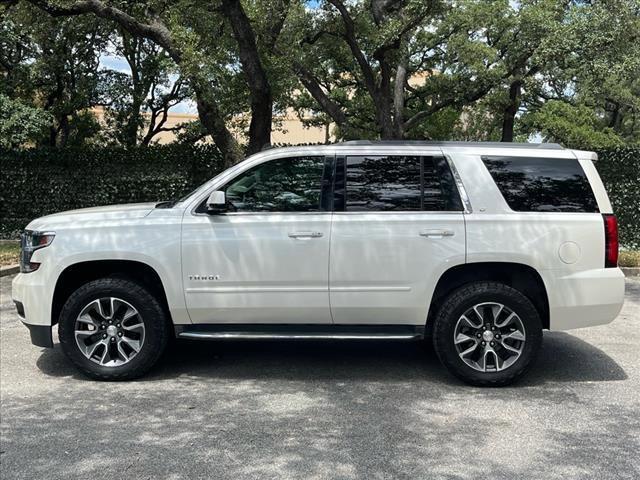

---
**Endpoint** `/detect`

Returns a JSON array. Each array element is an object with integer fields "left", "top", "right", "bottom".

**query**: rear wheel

[
  {"left": 433, "top": 282, "right": 542, "bottom": 387},
  {"left": 58, "top": 277, "right": 170, "bottom": 380}
]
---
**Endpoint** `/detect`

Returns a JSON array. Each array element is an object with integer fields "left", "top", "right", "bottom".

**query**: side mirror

[{"left": 206, "top": 190, "right": 227, "bottom": 214}]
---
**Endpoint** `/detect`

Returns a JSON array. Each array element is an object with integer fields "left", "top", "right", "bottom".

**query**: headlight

[{"left": 20, "top": 230, "right": 55, "bottom": 273}]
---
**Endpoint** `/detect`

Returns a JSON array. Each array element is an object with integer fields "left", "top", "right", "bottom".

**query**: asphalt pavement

[{"left": 1, "top": 273, "right": 639, "bottom": 480}]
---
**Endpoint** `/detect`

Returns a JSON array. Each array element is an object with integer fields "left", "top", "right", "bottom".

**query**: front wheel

[
  {"left": 433, "top": 282, "right": 542, "bottom": 387},
  {"left": 58, "top": 277, "right": 170, "bottom": 380}
]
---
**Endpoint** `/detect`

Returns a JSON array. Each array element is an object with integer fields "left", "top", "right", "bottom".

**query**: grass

[
  {"left": 0, "top": 243, "right": 20, "bottom": 267},
  {"left": 619, "top": 250, "right": 640, "bottom": 268}
]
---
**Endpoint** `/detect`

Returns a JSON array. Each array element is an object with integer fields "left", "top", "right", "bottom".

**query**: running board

[{"left": 175, "top": 324, "right": 424, "bottom": 341}]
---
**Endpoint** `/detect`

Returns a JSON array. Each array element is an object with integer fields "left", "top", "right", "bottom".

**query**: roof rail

[{"left": 337, "top": 140, "right": 564, "bottom": 149}]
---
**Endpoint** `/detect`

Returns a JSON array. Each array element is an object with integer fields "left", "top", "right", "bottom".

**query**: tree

[
  {"left": 4, "top": 0, "right": 638, "bottom": 152},
  {"left": 519, "top": 0, "right": 640, "bottom": 146},
  {"left": 0, "top": 10, "right": 34, "bottom": 98},
  {"left": 18, "top": 0, "right": 297, "bottom": 165},
  {"left": 1, "top": 3, "right": 110, "bottom": 146},
  {"left": 101, "top": 32, "right": 191, "bottom": 146},
  {"left": 474, "top": 0, "right": 640, "bottom": 146},
  {"left": 289, "top": 0, "right": 518, "bottom": 140},
  {"left": 0, "top": 94, "right": 51, "bottom": 148},
  {"left": 521, "top": 100, "right": 624, "bottom": 149}
]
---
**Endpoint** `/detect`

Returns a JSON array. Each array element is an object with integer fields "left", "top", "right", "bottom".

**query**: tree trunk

[
  {"left": 393, "top": 61, "right": 407, "bottom": 139},
  {"left": 501, "top": 79, "right": 522, "bottom": 142},
  {"left": 48, "top": 126, "right": 57, "bottom": 147},
  {"left": 193, "top": 81, "right": 243, "bottom": 168},
  {"left": 123, "top": 99, "right": 143, "bottom": 146},
  {"left": 376, "top": 56, "right": 394, "bottom": 139},
  {"left": 220, "top": 0, "right": 272, "bottom": 155},
  {"left": 57, "top": 115, "right": 70, "bottom": 147}
]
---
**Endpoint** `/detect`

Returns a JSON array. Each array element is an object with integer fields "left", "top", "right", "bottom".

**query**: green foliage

[
  {"left": 595, "top": 147, "right": 640, "bottom": 250},
  {"left": 0, "top": 94, "right": 51, "bottom": 148},
  {"left": 0, "top": 144, "right": 223, "bottom": 238},
  {"left": 520, "top": 101, "right": 625, "bottom": 150},
  {"left": 565, "top": 0, "right": 640, "bottom": 143},
  {"left": 2, "top": 0, "right": 639, "bottom": 153},
  {"left": 1, "top": 4, "right": 110, "bottom": 147}
]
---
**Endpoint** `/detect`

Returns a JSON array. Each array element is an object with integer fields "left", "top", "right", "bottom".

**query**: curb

[
  {"left": 622, "top": 267, "right": 640, "bottom": 277},
  {"left": 0, "top": 265, "right": 19, "bottom": 277}
]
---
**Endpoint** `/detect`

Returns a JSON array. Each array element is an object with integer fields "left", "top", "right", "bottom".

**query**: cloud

[{"left": 99, "top": 55, "right": 131, "bottom": 73}]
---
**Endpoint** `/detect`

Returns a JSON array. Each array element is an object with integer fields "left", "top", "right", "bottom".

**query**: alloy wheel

[
  {"left": 74, "top": 297, "right": 145, "bottom": 367},
  {"left": 453, "top": 302, "right": 526, "bottom": 372}
]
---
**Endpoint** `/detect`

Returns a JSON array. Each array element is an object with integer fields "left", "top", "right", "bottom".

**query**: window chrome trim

[
  {"left": 192, "top": 211, "right": 333, "bottom": 217},
  {"left": 332, "top": 211, "right": 464, "bottom": 215},
  {"left": 189, "top": 151, "right": 473, "bottom": 216},
  {"left": 444, "top": 154, "right": 473, "bottom": 214}
]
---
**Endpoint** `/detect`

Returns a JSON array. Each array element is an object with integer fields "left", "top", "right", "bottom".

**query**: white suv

[{"left": 12, "top": 141, "right": 625, "bottom": 386}]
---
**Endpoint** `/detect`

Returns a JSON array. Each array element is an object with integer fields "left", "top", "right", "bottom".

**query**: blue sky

[{"left": 99, "top": 54, "right": 129, "bottom": 73}]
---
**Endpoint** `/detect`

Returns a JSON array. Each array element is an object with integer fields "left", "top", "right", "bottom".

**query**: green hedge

[
  {"left": 595, "top": 147, "right": 640, "bottom": 249},
  {"left": 0, "top": 145, "right": 224, "bottom": 238},
  {"left": 1, "top": 144, "right": 638, "bottom": 248}
]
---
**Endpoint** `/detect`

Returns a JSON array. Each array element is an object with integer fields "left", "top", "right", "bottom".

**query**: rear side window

[
  {"left": 343, "top": 155, "right": 463, "bottom": 212},
  {"left": 482, "top": 156, "right": 599, "bottom": 213}
]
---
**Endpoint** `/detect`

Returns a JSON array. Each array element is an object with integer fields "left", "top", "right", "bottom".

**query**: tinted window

[
  {"left": 482, "top": 156, "right": 598, "bottom": 212},
  {"left": 424, "top": 156, "right": 463, "bottom": 211},
  {"left": 346, "top": 156, "right": 421, "bottom": 211},
  {"left": 223, "top": 156, "right": 325, "bottom": 212},
  {"left": 344, "top": 155, "right": 462, "bottom": 212}
]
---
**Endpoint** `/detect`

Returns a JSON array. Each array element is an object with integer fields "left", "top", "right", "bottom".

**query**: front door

[
  {"left": 329, "top": 153, "right": 467, "bottom": 325},
  {"left": 182, "top": 155, "right": 333, "bottom": 324}
]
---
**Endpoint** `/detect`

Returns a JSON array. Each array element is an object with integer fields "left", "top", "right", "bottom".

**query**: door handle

[
  {"left": 419, "top": 229, "right": 455, "bottom": 238},
  {"left": 288, "top": 231, "right": 324, "bottom": 239}
]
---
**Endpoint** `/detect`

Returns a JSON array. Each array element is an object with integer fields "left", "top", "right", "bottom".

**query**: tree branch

[
  {"left": 24, "top": 0, "right": 243, "bottom": 163},
  {"left": 326, "top": 0, "right": 378, "bottom": 98},
  {"left": 293, "top": 61, "right": 348, "bottom": 128},
  {"left": 26, "top": 0, "right": 182, "bottom": 62},
  {"left": 263, "top": 0, "right": 291, "bottom": 51}
]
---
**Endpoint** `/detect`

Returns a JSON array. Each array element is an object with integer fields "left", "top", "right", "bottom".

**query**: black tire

[
  {"left": 58, "top": 277, "right": 170, "bottom": 380},
  {"left": 432, "top": 281, "right": 542, "bottom": 387}
]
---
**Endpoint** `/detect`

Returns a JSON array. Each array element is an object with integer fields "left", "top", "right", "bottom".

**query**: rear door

[{"left": 329, "top": 151, "right": 467, "bottom": 325}]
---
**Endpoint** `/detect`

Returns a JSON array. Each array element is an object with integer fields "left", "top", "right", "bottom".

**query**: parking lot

[{"left": 1, "top": 273, "right": 639, "bottom": 479}]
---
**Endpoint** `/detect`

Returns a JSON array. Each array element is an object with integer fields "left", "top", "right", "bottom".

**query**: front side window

[
  {"left": 223, "top": 156, "right": 325, "bottom": 212},
  {"left": 343, "top": 155, "right": 463, "bottom": 212},
  {"left": 482, "top": 156, "right": 599, "bottom": 212}
]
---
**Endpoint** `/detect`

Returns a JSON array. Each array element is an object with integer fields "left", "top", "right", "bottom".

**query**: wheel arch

[
  {"left": 427, "top": 262, "right": 550, "bottom": 334},
  {"left": 52, "top": 260, "right": 172, "bottom": 326}
]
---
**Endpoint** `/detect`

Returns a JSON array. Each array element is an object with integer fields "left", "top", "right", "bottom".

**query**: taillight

[{"left": 603, "top": 214, "right": 618, "bottom": 268}]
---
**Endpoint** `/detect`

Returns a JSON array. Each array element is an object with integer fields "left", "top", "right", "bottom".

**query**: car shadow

[{"left": 35, "top": 330, "right": 626, "bottom": 385}]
